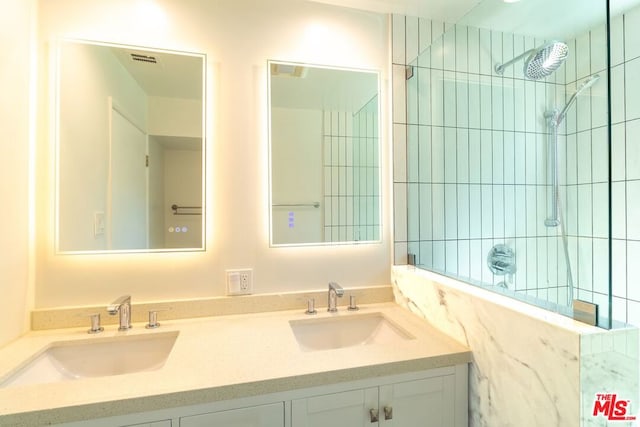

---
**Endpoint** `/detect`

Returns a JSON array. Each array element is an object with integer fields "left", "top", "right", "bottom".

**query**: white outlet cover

[{"left": 226, "top": 269, "right": 253, "bottom": 295}]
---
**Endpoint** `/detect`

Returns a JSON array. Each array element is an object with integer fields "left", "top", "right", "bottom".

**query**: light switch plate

[{"left": 94, "top": 212, "right": 105, "bottom": 237}]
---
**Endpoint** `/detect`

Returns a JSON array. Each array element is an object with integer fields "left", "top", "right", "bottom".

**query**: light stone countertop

[{"left": 0, "top": 302, "right": 471, "bottom": 426}]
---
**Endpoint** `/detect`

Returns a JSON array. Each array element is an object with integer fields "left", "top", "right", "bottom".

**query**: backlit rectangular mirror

[
  {"left": 55, "top": 40, "right": 205, "bottom": 253},
  {"left": 268, "top": 61, "right": 380, "bottom": 246}
]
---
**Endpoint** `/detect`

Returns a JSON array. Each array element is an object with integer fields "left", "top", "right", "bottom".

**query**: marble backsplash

[{"left": 392, "top": 265, "right": 639, "bottom": 427}]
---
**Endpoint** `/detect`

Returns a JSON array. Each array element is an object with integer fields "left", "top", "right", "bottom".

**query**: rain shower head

[{"left": 495, "top": 41, "right": 569, "bottom": 80}]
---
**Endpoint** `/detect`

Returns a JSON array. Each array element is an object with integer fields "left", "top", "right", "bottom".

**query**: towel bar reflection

[
  {"left": 171, "top": 204, "right": 202, "bottom": 215},
  {"left": 272, "top": 202, "right": 320, "bottom": 208}
]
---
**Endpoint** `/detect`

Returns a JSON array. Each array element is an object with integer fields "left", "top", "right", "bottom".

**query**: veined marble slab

[
  {"left": 581, "top": 329, "right": 640, "bottom": 427},
  {"left": 392, "top": 265, "right": 637, "bottom": 427}
]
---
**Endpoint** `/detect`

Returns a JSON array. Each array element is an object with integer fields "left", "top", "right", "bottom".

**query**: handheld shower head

[
  {"left": 495, "top": 41, "right": 569, "bottom": 80},
  {"left": 556, "top": 74, "right": 601, "bottom": 123},
  {"left": 576, "top": 73, "right": 601, "bottom": 92}
]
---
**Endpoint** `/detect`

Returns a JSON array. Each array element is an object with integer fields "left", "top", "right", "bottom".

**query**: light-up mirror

[
  {"left": 56, "top": 40, "right": 205, "bottom": 253},
  {"left": 268, "top": 61, "right": 380, "bottom": 246}
]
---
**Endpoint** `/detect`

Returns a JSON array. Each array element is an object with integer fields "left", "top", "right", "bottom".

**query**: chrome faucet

[
  {"left": 107, "top": 295, "right": 132, "bottom": 331},
  {"left": 327, "top": 282, "right": 344, "bottom": 312}
]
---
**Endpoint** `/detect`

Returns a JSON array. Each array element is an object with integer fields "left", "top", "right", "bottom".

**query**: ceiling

[
  {"left": 308, "top": 0, "right": 640, "bottom": 40},
  {"left": 307, "top": 0, "right": 482, "bottom": 24},
  {"left": 102, "top": 0, "right": 640, "bottom": 100},
  {"left": 457, "top": 0, "right": 640, "bottom": 40},
  {"left": 271, "top": 63, "right": 378, "bottom": 111},
  {"left": 111, "top": 46, "right": 203, "bottom": 100}
]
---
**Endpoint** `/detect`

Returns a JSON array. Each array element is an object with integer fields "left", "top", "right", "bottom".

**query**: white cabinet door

[
  {"left": 378, "top": 375, "right": 456, "bottom": 427},
  {"left": 179, "top": 402, "right": 284, "bottom": 427},
  {"left": 292, "top": 388, "right": 379, "bottom": 427},
  {"left": 292, "top": 375, "right": 458, "bottom": 427}
]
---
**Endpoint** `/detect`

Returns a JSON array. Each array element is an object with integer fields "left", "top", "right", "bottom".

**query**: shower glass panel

[{"left": 397, "top": 0, "right": 617, "bottom": 328}]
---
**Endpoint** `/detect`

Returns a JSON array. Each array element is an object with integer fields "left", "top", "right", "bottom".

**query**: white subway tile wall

[
  {"left": 323, "top": 97, "right": 380, "bottom": 242},
  {"left": 610, "top": 7, "right": 640, "bottom": 325},
  {"left": 392, "top": 7, "right": 639, "bottom": 325}
]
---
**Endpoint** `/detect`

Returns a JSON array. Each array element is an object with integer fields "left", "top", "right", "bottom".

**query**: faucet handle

[
  {"left": 348, "top": 295, "right": 359, "bottom": 311},
  {"left": 145, "top": 309, "right": 169, "bottom": 329},
  {"left": 305, "top": 298, "right": 317, "bottom": 315},
  {"left": 87, "top": 313, "right": 104, "bottom": 334},
  {"left": 107, "top": 294, "right": 131, "bottom": 314}
]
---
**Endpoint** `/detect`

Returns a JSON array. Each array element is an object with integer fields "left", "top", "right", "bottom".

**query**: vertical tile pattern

[
  {"left": 323, "top": 98, "right": 380, "bottom": 242},
  {"left": 562, "top": 21, "right": 613, "bottom": 325},
  {"left": 393, "top": 5, "right": 640, "bottom": 328},
  {"left": 392, "top": 11, "right": 640, "bottom": 421},
  {"left": 392, "top": 14, "right": 571, "bottom": 306},
  {"left": 605, "top": 7, "right": 640, "bottom": 326}
]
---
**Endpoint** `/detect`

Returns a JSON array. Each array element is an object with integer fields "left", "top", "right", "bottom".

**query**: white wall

[
  {"left": 57, "top": 41, "right": 148, "bottom": 251},
  {"left": 271, "top": 107, "right": 323, "bottom": 244},
  {"left": 148, "top": 136, "right": 165, "bottom": 248},
  {"left": 164, "top": 148, "right": 202, "bottom": 248},
  {"left": 0, "top": 0, "right": 35, "bottom": 346},
  {"left": 34, "top": 0, "right": 391, "bottom": 307},
  {"left": 148, "top": 96, "right": 202, "bottom": 138}
]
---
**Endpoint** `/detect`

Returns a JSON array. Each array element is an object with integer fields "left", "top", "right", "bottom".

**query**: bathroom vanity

[{"left": 0, "top": 303, "right": 470, "bottom": 426}]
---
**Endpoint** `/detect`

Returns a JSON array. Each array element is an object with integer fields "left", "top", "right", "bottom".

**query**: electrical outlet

[
  {"left": 239, "top": 272, "right": 250, "bottom": 291},
  {"left": 226, "top": 269, "right": 253, "bottom": 295}
]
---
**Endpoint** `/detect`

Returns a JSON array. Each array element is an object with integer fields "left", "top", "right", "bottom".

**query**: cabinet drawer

[{"left": 179, "top": 402, "right": 284, "bottom": 427}]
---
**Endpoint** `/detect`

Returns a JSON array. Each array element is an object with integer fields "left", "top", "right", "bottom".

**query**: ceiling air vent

[
  {"left": 130, "top": 53, "right": 158, "bottom": 64},
  {"left": 271, "top": 63, "right": 308, "bottom": 78}
]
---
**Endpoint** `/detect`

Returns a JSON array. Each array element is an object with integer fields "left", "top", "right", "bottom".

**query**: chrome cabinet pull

[
  {"left": 383, "top": 406, "right": 393, "bottom": 420},
  {"left": 369, "top": 408, "right": 379, "bottom": 423}
]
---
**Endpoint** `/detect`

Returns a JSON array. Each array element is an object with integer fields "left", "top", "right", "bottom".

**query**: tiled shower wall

[
  {"left": 608, "top": 6, "right": 640, "bottom": 325},
  {"left": 562, "top": 15, "right": 611, "bottom": 321},
  {"left": 393, "top": 5, "right": 640, "bottom": 326},
  {"left": 323, "top": 97, "right": 380, "bottom": 242},
  {"left": 393, "top": 16, "right": 574, "bottom": 307}
]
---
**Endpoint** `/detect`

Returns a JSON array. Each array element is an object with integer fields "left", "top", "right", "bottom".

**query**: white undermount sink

[
  {"left": 289, "top": 312, "right": 414, "bottom": 352},
  {"left": 1, "top": 331, "right": 178, "bottom": 388}
]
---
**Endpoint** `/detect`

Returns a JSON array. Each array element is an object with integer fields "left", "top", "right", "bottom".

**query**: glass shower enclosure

[{"left": 392, "top": 0, "right": 638, "bottom": 329}]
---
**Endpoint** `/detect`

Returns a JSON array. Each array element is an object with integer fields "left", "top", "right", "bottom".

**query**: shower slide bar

[
  {"left": 543, "top": 74, "right": 600, "bottom": 306},
  {"left": 544, "top": 110, "right": 561, "bottom": 227},
  {"left": 544, "top": 74, "right": 600, "bottom": 226}
]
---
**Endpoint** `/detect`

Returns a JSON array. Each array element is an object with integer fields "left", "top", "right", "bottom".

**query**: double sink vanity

[
  {"left": 0, "top": 289, "right": 471, "bottom": 427},
  {"left": 12, "top": 38, "right": 472, "bottom": 426}
]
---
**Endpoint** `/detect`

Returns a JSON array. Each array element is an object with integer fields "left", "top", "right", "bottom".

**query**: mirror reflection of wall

[
  {"left": 56, "top": 40, "right": 205, "bottom": 253},
  {"left": 269, "top": 62, "right": 380, "bottom": 246}
]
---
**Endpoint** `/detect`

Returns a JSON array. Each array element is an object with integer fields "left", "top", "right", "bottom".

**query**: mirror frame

[
  {"left": 267, "top": 60, "right": 382, "bottom": 247},
  {"left": 53, "top": 39, "right": 207, "bottom": 254}
]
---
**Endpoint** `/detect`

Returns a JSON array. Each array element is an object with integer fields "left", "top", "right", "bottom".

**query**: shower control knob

[{"left": 487, "top": 244, "right": 516, "bottom": 276}]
